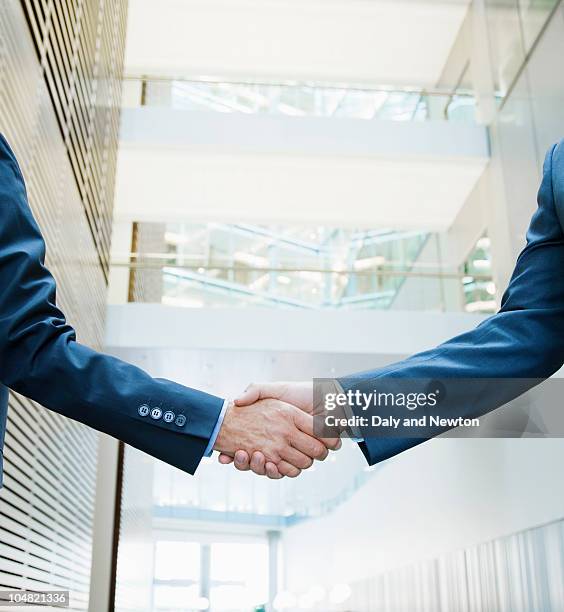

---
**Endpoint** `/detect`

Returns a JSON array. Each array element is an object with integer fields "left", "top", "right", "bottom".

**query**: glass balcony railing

[
  {"left": 462, "top": 234, "right": 497, "bottom": 313},
  {"left": 152, "top": 440, "right": 372, "bottom": 526},
  {"left": 113, "top": 223, "right": 496, "bottom": 313},
  {"left": 122, "top": 76, "right": 477, "bottom": 123},
  {"left": 116, "top": 262, "right": 493, "bottom": 312}
]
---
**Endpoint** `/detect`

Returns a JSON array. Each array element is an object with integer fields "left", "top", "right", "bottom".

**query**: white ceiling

[{"left": 124, "top": 0, "right": 471, "bottom": 86}]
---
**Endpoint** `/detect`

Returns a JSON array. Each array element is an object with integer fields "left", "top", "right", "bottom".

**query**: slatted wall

[
  {"left": 20, "top": 0, "right": 127, "bottom": 279},
  {"left": 346, "top": 517, "right": 564, "bottom": 612},
  {"left": 0, "top": 0, "right": 126, "bottom": 608}
]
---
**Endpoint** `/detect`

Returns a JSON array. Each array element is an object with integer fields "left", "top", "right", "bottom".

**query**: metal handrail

[
  {"left": 124, "top": 74, "right": 476, "bottom": 99},
  {"left": 112, "top": 259, "right": 492, "bottom": 281}
]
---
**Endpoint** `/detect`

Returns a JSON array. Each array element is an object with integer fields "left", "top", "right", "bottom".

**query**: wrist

[{"left": 213, "top": 398, "right": 234, "bottom": 453}]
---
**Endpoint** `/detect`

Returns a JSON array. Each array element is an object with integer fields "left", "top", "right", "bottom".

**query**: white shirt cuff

[
  {"left": 204, "top": 398, "right": 229, "bottom": 457},
  {"left": 336, "top": 380, "right": 364, "bottom": 442}
]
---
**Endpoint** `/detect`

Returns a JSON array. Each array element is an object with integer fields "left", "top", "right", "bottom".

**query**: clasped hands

[{"left": 213, "top": 382, "right": 340, "bottom": 479}]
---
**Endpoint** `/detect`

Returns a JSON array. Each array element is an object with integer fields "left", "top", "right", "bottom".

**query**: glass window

[
  {"left": 153, "top": 585, "right": 201, "bottom": 610},
  {"left": 210, "top": 542, "right": 269, "bottom": 611},
  {"left": 153, "top": 542, "right": 202, "bottom": 611},
  {"left": 151, "top": 539, "right": 269, "bottom": 612},
  {"left": 154, "top": 541, "right": 200, "bottom": 581}
]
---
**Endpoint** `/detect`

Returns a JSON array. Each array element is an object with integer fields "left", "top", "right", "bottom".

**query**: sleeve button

[
  {"left": 163, "top": 411, "right": 176, "bottom": 423},
  {"left": 174, "top": 414, "right": 187, "bottom": 427},
  {"left": 150, "top": 407, "right": 163, "bottom": 420},
  {"left": 138, "top": 404, "right": 150, "bottom": 417}
]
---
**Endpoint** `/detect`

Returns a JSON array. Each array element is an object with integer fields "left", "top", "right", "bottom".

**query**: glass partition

[
  {"left": 485, "top": 0, "right": 561, "bottom": 99},
  {"left": 519, "top": 0, "right": 561, "bottom": 53}
]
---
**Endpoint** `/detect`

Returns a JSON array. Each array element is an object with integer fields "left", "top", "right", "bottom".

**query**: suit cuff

[{"left": 204, "top": 398, "right": 229, "bottom": 456}]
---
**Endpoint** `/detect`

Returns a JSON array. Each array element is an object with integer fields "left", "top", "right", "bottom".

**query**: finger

[
  {"left": 290, "top": 430, "right": 328, "bottom": 461},
  {"left": 234, "top": 450, "right": 251, "bottom": 471},
  {"left": 218, "top": 453, "right": 234, "bottom": 465},
  {"left": 250, "top": 451, "right": 266, "bottom": 476},
  {"left": 292, "top": 408, "right": 315, "bottom": 435},
  {"left": 293, "top": 409, "right": 342, "bottom": 451},
  {"left": 276, "top": 460, "right": 301, "bottom": 478},
  {"left": 265, "top": 462, "right": 284, "bottom": 479},
  {"left": 321, "top": 436, "right": 342, "bottom": 451},
  {"left": 280, "top": 446, "right": 313, "bottom": 471}
]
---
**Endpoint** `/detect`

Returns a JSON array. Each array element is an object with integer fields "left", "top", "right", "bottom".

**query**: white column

[
  {"left": 108, "top": 220, "right": 134, "bottom": 304},
  {"left": 470, "top": 0, "right": 497, "bottom": 125},
  {"left": 88, "top": 435, "right": 121, "bottom": 612},
  {"left": 267, "top": 530, "right": 281, "bottom": 611}
]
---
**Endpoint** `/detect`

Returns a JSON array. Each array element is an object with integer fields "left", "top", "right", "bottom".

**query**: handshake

[{"left": 212, "top": 381, "right": 341, "bottom": 479}]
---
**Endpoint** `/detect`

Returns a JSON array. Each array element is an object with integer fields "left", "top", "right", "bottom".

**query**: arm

[
  {"left": 0, "top": 134, "right": 332, "bottom": 478},
  {"left": 0, "top": 134, "right": 223, "bottom": 474},
  {"left": 226, "top": 141, "right": 564, "bottom": 473},
  {"left": 340, "top": 141, "right": 564, "bottom": 465}
]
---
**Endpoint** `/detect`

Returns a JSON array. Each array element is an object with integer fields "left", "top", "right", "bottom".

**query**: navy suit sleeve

[
  {"left": 0, "top": 135, "right": 223, "bottom": 475},
  {"left": 340, "top": 142, "right": 564, "bottom": 466}
]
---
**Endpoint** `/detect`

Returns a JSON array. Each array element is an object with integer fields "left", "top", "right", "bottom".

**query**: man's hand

[
  {"left": 213, "top": 397, "right": 332, "bottom": 478},
  {"left": 237, "top": 381, "right": 316, "bottom": 414},
  {"left": 217, "top": 382, "right": 341, "bottom": 478}
]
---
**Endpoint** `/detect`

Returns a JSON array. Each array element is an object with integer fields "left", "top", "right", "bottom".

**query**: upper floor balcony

[{"left": 116, "top": 77, "right": 490, "bottom": 233}]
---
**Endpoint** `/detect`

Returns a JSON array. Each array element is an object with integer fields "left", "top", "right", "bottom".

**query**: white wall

[
  {"left": 116, "top": 111, "right": 489, "bottom": 229},
  {"left": 283, "top": 437, "right": 564, "bottom": 592},
  {"left": 105, "top": 305, "right": 486, "bottom": 356}
]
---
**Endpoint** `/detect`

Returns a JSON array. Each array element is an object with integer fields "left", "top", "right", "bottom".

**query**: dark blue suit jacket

[
  {"left": 340, "top": 141, "right": 564, "bottom": 466},
  {"left": 0, "top": 134, "right": 223, "bottom": 486}
]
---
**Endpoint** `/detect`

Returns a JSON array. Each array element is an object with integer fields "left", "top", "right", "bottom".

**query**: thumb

[{"left": 234, "top": 383, "right": 281, "bottom": 406}]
